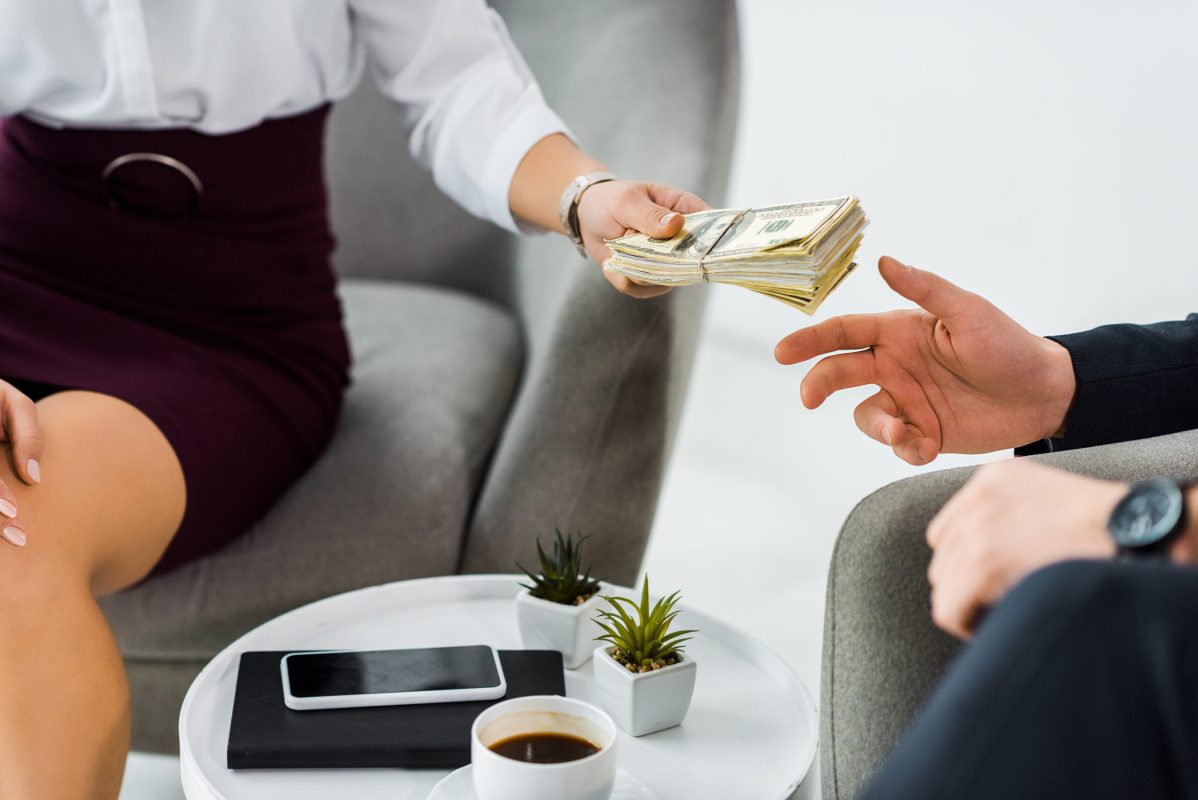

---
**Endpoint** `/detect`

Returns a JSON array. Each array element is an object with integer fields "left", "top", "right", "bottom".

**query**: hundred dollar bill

[{"left": 604, "top": 196, "right": 868, "bottom": 315}]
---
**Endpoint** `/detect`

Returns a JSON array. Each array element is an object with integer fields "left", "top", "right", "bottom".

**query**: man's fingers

[
  {"left": 854, "top": 392, "right": 940, "bottom": 462},
  {"left": 878, "top": 255, "right": 980, "bottom": 322},
  {"left": 926, "top": 532, "right": 956, "bottom": 589},
  {"left": 927, "top": 467, "right": 994, "bottom": 548},
  {"left": 604, "top": 270, "right": 671, "bottom": 299},
  {"left": 927, "top": 486, "right": 971, "bottom": 552},
  {"left": 881, "top": 372, "right": 943, "bottom": 465},
  {"left": 621, "top": 189, "right": 685, "bottom": 239},
  {"left": 852, "top": 387, "right": 941, "bottom": 465},
  {"left": 930, "top": 583, "right": 984, "bottom": 640},
  {"left": 2, "top": 389, "right": 42, "bottom": 485},
  {"left": 775, "top": 314, "right": 882, "bottom": 365},
  {"left": 931, "top": 548, "right": 993, "bottom": 639},
  {"left": 926, "top": 484, "right": 998, "bottom": 639},
  {"left": 927, "top": 493, "right": 960, "bottom": 550},
  {"left": 893, "top": 436, "right": 940, "bottom": 466},
  {"left": 853, "top": 391, "right": 903, "bottom": 445},
  {"left": 801, "top": 350, "right": 878, "bottom": 409},
  {"left": 926, "top": 528, "right": 977, "bottom": 638}
]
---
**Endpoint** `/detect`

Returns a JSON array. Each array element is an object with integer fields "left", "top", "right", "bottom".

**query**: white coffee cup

[{"left": 471, "top": 695, "right": 618, "bottom": 800}]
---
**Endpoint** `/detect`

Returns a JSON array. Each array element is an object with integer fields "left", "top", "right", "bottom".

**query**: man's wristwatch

[
  {"left": 558, "top": 171, "right": 616, "bottom": 257},
  {"left": 1106, "top": 478, "right": 1191, "bottom": 559}
]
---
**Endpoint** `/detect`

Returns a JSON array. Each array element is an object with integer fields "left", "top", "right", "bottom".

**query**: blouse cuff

[{"left": 478, "top": 95, "right": 573, "bottom": 235}]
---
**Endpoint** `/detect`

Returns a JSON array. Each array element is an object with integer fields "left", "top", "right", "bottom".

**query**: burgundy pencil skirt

[{"left": 0, "top": 105, "right": 350, "bottom": 577}]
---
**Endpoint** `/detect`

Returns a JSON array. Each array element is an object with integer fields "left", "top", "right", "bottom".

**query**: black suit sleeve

[{"left": 1015, "top": 313, "right": 1198, "bottom": 455}]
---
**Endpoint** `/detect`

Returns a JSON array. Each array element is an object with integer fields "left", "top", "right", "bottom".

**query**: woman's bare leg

[{"left": 0, "top": 390, "right": 186, "bottom": 799}]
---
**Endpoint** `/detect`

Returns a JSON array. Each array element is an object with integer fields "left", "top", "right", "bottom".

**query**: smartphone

[{"left": 280, "top": 645, "right": 507, "bottom": 711}]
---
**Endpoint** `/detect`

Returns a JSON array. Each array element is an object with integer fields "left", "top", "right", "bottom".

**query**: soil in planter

[
  {"left": 572, "top": 587, "right": 599, "bottom": 606},
  {"left": 528, "top": 586, "right": 599, "bottom": 606},
  {"left": 612, "top": 649, "right": 682, "bottom": 674},
  {"left": 490, "top": 732, "right": 600, "bottom": 763}
]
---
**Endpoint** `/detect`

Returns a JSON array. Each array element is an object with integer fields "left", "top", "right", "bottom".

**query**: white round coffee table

[{"left": 179, "top": 575, "right": 817, "bottom": 799}]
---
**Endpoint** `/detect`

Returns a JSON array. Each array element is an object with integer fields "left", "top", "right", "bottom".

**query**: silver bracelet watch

[{"left": 558, "top": 171, "right": 617, "bottom": 257}]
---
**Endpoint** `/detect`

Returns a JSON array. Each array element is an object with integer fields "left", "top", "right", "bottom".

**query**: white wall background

[
  {"left": 642, "top": 0, "right": 1198, "bottom": 705},
  {"left": 123, "top": 0, "right": 1198, "bottom": 795}
]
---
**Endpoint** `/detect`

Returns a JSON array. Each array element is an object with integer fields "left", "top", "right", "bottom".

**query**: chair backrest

[
  {"left": 325, "top": 0, "right": 738, "bottom": 304},
  {"left": 325, "top": 78, "right": 513, "bottom": 299}
]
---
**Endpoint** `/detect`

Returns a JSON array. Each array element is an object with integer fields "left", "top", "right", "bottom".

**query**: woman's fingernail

[
  {"left": 661, "top": 212, "right": 678, "bottom": 225},
  {"left": 3, "top": 526, "right": 26, "bottom": 547},
  {"left": 882, "top": 428, "right": 893, "bottom": 446},
  {"left": 0, "top": 499, "right": 15, "bottom": 519},
  {"left": 26, "top": 459, "right": 40, "bottom": 484}
]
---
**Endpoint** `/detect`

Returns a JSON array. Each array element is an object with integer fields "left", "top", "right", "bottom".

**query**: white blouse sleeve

[{"left": 348, "top": 0, "right": 572, "bottom": 233}]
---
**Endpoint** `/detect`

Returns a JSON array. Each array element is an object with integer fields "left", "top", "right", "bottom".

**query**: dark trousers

[{"left": 861, "top": 560, "right": 1198, "bottom": 800}]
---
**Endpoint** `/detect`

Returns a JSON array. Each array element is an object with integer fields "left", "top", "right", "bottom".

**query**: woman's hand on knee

[{"left": 0, "top": 380, "right": 43, "bottom": 546}]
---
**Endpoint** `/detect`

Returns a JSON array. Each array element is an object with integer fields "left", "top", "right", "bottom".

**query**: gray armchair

[
  {"left": 99, "top": 0, "right": 740, "bottom": 754},
  {"left": 820, "top": 428, "right": 1198, "bottom": 799}
]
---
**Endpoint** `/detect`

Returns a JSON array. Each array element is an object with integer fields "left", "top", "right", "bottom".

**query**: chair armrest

[
  {"left": 460, "top": 0, "right": 740, "bottom": 583},
  {"left": 821, "top": 428, "right": 1198, "bottom": 800}
]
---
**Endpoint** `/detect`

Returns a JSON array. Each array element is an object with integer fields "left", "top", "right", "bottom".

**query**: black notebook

[{"left": 227, "top": 649, "right": 565, "bottom": 769}]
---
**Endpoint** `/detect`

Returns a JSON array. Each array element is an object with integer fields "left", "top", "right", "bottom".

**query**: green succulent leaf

[
  {"left": 515, "top": 529, "right": 604, "bottom": 605},
  {"left": 593, "top": 575, "right": 697, "bottom": 668}
]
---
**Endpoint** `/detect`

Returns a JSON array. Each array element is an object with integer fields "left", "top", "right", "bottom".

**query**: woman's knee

[
  {"left": 0, "top": 518, "right": 91, "bottom": 625},
  {"left": 0, "top": 441, "right": 96, "bottom": 596},
  {"left": 0, "top": 391, "right": 185, "bottom": 594}
]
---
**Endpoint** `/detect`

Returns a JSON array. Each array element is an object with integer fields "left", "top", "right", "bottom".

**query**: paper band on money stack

[{"left": 603, "top": 196, "right": 868, "bottom": 314}]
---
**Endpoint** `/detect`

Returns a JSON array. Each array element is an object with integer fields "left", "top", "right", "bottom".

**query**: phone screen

[{"left": 284, "top": 645, "right": 502, "bottom": 698}]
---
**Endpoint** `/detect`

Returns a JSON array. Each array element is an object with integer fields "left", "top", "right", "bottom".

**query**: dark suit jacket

[{"left": 1016, "top": 313, "right": 1198, "bottom": 455}]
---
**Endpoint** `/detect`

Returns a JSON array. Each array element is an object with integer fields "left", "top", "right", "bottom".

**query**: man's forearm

[{"left": 1019, "top": 314, "right": 1198, "bottom": 454}]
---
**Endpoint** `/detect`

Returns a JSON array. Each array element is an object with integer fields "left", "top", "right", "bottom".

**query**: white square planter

[
  {"left": 515, "top": 587, "right": 605, "bottom": 670},
  {"left": 592, "top": 645, "right": 697, "bottom": 736}
]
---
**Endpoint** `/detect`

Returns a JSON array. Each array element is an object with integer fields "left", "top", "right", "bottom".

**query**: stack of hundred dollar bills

[{"left": 604, "top": 196, "right": 867, "bottom": 314}]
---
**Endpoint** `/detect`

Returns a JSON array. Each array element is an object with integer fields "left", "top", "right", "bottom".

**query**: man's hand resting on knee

[
  {"left": 775, "top": 256, "right": 1077, "bottom": 465},
  {"left": 925, "top": 460, "right": 1121, "bottom": 638},
  {"left": 923, "top": 459, "right": 1198, "bottom": 638}
]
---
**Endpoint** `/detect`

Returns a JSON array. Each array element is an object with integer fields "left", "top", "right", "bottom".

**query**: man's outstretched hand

[{"left": 775, "top": 256, "right": 1077, "bottom": 465}]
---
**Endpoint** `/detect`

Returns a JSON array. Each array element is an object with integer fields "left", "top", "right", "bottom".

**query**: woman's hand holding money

[
  {"left": 576, "top": 181, "right": 709, "bottom": 298},
  {"left": 508, "top": 133, "right": 708, "bottom": 298}
]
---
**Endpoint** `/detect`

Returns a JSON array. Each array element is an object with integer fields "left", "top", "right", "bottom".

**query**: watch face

[{"left": 1110, "top": 480, "right": 1184, "bottom": 549}]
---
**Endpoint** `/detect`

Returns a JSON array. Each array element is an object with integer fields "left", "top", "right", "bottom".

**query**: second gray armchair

[{"left": 820, "top": 428, "right": 1198, "bottom": 799}]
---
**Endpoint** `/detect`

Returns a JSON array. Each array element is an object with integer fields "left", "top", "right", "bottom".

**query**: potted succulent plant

[
  {"left": 591, "top": 576, "right": 698, "bottom": 737},
  {"left": 515, "top": 530, "right": 606, "bottom": 670}
]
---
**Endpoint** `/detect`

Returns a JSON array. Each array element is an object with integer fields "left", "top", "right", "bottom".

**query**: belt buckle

[{"left": 101, "top": 152, "right": 204, "bottom": 218}]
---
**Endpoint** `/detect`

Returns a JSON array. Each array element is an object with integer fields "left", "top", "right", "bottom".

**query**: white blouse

[{"left": 0, "top": 0, "right": 570, "bottom": 232}]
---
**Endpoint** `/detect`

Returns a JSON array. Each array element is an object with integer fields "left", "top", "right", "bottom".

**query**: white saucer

[{"left": 427, "top": 765, "right": 658, "bottom": 800}]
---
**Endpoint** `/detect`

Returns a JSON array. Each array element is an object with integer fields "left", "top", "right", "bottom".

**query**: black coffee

[{"left": 489, "top": 732, "right": 600, "bottom": 764}]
